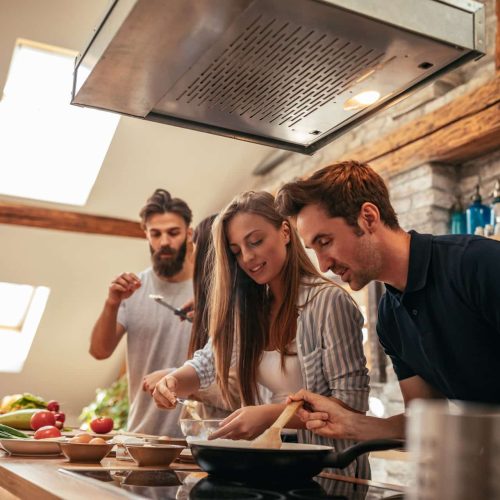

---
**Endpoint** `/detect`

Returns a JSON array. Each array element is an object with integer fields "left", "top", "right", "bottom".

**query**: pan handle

[{"left": 324, "top": 438, "right": 405, "bottom": 469}]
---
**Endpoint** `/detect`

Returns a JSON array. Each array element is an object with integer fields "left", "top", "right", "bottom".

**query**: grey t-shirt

[{"left": 117, "top": 267, "right": 193, "bottom": 437}]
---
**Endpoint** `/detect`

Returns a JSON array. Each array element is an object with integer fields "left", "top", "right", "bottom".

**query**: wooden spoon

[{"left": 250, "top": 401, "right": 303, "bottom": 449}]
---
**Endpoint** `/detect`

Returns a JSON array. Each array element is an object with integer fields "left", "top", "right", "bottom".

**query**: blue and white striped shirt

[{"left": 185, "top": 279, "right": 370, "bottom": 478}]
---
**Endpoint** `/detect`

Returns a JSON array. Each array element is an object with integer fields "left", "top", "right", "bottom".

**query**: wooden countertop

[
  {"left": 0, "top": 450, "right": 198, "bottom": 500},
  {"left": 0, "top": 449, "right": 404, "bottom": 499}
]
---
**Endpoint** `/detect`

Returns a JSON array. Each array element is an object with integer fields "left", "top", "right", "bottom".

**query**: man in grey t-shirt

[{"left": 90, "top": 189, "right": 193, "bottom": 436}]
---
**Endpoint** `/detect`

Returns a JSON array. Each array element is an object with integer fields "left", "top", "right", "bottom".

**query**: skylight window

[
  {"left": 0, "top": 39, "right": 120, "bottom": 205},
  {"left": 0, "top": 282, "right": 50, "bottom": 373}
]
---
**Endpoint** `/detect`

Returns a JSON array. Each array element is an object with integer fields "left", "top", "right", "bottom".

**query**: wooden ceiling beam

[
  {"left": 338, "top": 74, "right": 500, "bottom": 176},
  {"left": 371, "top": 102, "right": 500, "bottom": 176},
  {"left": 496, "top": 0, "right": 500, "bottom": 71},
  {"left": 0, "top": 202, "right": 144, "bottom": 238}
]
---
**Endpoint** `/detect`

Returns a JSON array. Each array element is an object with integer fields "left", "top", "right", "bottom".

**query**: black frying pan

[{"left": 190, "top": 438, "right": 404, "bottom": 481}]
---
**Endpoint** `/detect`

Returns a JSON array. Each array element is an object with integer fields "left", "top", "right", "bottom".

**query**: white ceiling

[
  {"left": 0, "top": 0, "right": 274, "bottom": 424},
  {"left": 0, "top": 0, "right": 274, "bottom": 222}
]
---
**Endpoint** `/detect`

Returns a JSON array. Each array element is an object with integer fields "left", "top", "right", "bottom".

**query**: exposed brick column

[{"left": 387, "top": 163, "right": 458, "bottom": 235}]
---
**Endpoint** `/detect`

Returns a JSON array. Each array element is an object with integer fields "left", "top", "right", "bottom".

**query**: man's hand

[
  {"left": 107, "top": 272, "right": 141, "bottom": 306},
  {"left": 209, "top": 405, "right": 280, "bottom": 440},
  {"left": 178, "top": 298, "right": 194, "bottom": 322},
  {"left": 287, "top": 389, "right": 355, "bottom": 439},
  {"left": 143, "top": 369, "right": 170, "bottom": 395},
  {"left": 153, "top": 375, "right": 179, "bottom": 409}
]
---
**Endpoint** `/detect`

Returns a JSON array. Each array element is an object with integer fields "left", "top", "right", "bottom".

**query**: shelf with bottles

[{"left": 449, "top": 179, "right": 500, "bottom": 237}]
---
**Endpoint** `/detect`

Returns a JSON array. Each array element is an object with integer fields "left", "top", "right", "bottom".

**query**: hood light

[{"left": 343, "top": 90, "right": 381, "bottom": 111}]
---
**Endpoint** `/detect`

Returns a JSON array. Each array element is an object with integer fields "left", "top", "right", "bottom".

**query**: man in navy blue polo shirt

[{"left": 276, "top": 160, "right": 500, "bottom": 440}]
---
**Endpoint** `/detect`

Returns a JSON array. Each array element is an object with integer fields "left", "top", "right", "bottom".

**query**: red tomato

[
  {"left": 90, "top": 417, "right": 114, "bottom": 434},
  {"left": 31, "top": 410, "right": 56, "bottom": 430},
  {"left": 55, "top": 421, "right": 63, "bottom": 430},
  {"left": 34, "top": 425, "right": 61, "bottom": 439},
  {"left": 47, "top": 400, "right": 60, "bottom": 412}
]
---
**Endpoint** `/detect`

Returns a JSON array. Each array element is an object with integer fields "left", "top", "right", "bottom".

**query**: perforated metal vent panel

[
  {"left": 145, "top": 0, "right": 473, "bottom": 150},
  {"left": 175, "top": 17, "right": 385, "bottom": 129}
]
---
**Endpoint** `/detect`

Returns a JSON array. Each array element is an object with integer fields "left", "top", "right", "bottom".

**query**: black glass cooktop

[{"left": 59, "top": 468, "right": 404, "bottom": 499}]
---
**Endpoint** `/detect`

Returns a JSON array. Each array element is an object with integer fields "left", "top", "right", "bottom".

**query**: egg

[
  {"left": 89, "top": 437, "right": 107, "bottom": 445},
  {"left": 70, "top": 433, "right": 92, "bottom": 444}
]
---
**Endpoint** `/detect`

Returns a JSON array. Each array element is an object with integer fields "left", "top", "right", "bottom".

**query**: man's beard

[{"left": 151, "top": 238, "right": 187, "bottom": 278}]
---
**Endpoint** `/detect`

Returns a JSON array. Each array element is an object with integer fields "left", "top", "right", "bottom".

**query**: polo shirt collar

[
  {"left": 404, "top": 230, "right": 433, "bottom": 293},
  {"left": 384, "top": 230, "right": 432, "bottom": 297}
]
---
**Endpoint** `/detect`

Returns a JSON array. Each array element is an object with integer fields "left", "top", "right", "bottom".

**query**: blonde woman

[{"left": 153, "top": 191, "right": 370, "bottom": 478}]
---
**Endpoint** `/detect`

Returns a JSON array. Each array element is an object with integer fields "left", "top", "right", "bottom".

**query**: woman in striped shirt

[{"left": 153, "top": 190, "right": 370, "bottom": 478}]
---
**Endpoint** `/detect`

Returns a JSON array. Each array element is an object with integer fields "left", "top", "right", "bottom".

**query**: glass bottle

[
  {"left": 449, "top": 196, "right": 466, "bottom": 234},
  {"left": 490, "top": 179, "right": 500, "bottom": 228},
  {"left": 466, "top": 184, "right": 491, "bottom": 235}
]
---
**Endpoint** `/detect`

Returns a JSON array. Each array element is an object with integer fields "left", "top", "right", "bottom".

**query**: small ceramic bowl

[
  {"left": 125, "top": 444, "right": 184, "bottom": 467},
  {"left": 146, "top": 436, "right": 188, "bottom": 447},
  {"left": 179, "top": 419, "right": 222, "bottom": 440},
  {"left": 59, "top": 442, "right": 114, "bottom": 462}
]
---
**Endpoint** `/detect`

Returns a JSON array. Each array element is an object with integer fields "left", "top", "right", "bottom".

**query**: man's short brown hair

[
  {"left": 275, "top": 160, "right": 399, "bottom": 229},
  {"left": 139, "top": 189, "right": 192, "bottom": 229}
]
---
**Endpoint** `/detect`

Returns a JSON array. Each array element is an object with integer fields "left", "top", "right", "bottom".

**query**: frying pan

[{"left": 190, "top": 438, "right": 404, "bottom": 481}]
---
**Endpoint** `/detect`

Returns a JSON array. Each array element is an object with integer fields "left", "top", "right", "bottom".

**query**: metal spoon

[{"left": 149, "top": 294, "right": 193, "bottom": 322}]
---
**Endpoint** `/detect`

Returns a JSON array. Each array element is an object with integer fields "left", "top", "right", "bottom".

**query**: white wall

[{"left": 0, "top": 224, "right": 149, "bottom": 424}]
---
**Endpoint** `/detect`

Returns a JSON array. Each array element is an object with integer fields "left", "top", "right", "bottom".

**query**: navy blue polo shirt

[{"left": 377, "top": 231, "right": 500, "bottom": 404}]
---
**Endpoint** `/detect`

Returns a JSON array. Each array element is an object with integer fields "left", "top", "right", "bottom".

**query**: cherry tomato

[
  {"left": 90, "top": 417, "right": 114, "bottom": 434},
  {"left": 55, "top": 421, "right": 63, "bottom": 430},
  {"left": 34, "top": 425, "right": 61, "bottom": 439},
  {"left": 47, "top": 400, "right": 60, "bottom": 412},
  {"left": 31, "top": 410, "right": 56, "bottom": 430},
  {"left": 54, "top": 412, "right": 66, "bottom": 423}
]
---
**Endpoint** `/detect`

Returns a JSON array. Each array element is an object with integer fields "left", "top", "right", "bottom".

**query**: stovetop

[{"left": 59, "top": 468, "right": 404, "bottom": 499}]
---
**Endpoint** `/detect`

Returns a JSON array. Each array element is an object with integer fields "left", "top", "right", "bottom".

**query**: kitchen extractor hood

[{"left": 71, "top": 0, "right": 485, "bottom": 155}]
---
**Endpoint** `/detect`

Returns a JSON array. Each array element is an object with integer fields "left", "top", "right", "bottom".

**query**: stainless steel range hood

[{"left": 72, "top": 0, "right": 485, "bottom": 155}]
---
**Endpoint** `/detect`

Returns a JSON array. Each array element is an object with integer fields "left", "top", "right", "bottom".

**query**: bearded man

[{"left": 90, "top": 189, "right": 193, "bottom": 436}]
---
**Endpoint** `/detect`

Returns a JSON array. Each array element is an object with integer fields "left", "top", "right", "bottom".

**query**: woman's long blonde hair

[{"left": 209, "top": 191, "right": 328, "bottom": 406}]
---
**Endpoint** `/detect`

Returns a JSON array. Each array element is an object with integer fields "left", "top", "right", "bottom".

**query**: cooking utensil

[
  {"left": 408, "top": 400, "right": 500, "bottom": 500},
  {"left": 149, "top": 294, "right": 193, "bottom": 322},
  {"left": 251, "top": 401, "right": 302, "bottom": 449},
  {"left": 190, "top": 438, "right": 404, "bottom": 481}
]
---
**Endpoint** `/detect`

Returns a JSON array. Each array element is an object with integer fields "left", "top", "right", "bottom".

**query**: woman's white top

[{"left": 257, "top": 340, "right": 304, "bottom": 404}]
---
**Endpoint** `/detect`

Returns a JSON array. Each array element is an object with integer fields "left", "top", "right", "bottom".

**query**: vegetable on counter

[
  {"left": 0, "top": 409, "right": 42, "bottom": 430},
  {"left": 0, "top": 393, "right": 48, "bottom": 414},
  {"left": 90, "top": 417, "right": 114, "bottom": 434},
  {"left": 0, "top": 424, "right": 30, "bottom": 439},
  {"left": 31, "top": 410, "right": 56, "bottom": 431},
  {"left": 34, "top": 425, "right": 61, "bottom": 439}
]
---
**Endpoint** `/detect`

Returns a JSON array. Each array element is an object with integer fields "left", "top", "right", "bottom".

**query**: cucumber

[
  {"left": 0, "top": 409, "right": 40, "bottom": 429},
  {"left": 0, "top": 424, "right": 29, "bottom": 438}
]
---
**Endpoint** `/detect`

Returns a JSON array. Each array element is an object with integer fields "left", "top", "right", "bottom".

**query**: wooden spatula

[{"left": 250, "top": 401, "right": 303, "bottom": 449}]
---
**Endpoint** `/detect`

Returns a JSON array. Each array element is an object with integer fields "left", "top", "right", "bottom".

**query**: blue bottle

[
  {"left": 490, "top": 179, "right": 500, "bottom": 228},
  {"left": 466, "top": 184, "right": 491, "bottom": 235},
  {"left": 449, "top": 197, "right": 466, "bottom": 234}
]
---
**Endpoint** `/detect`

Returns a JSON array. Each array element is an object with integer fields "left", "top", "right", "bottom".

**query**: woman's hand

[
  {"left": 209, "top": 405, "right": 281, "bottom": 440},
  {"left": 153, "top": 375, "right": 179, "bottom": 409},
  {"left": 287, "top": 389, "right": 355, "bottom": 439}
]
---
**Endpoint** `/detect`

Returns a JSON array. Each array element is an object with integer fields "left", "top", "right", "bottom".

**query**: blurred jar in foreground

[{"left": 407, "top": 400, "right": 500, "bottom": 500}]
